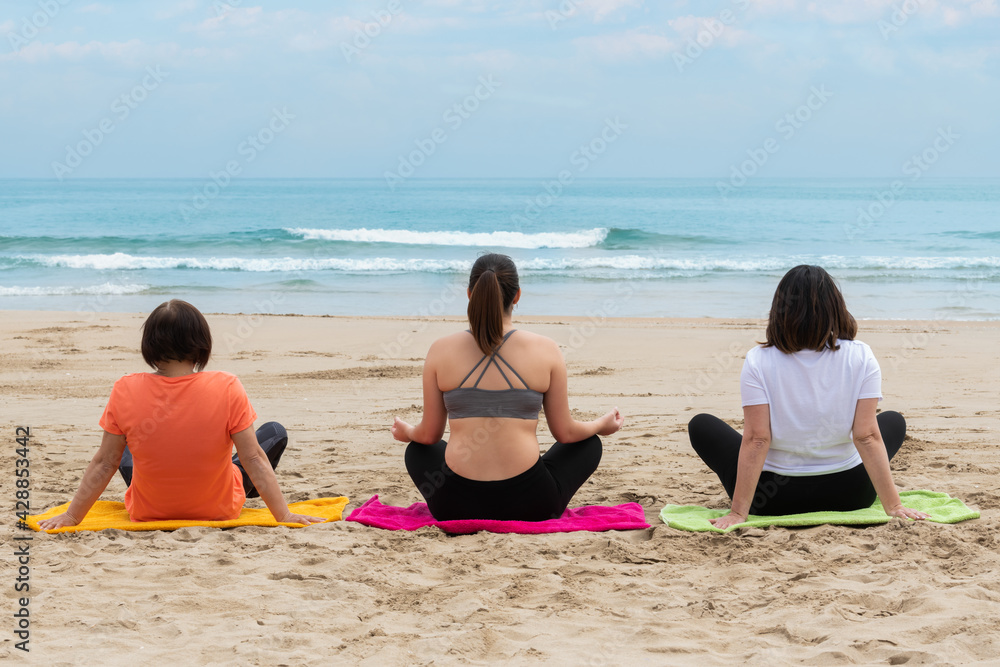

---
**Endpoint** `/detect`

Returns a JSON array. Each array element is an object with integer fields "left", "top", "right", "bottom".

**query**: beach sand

[{"left": 1, "top": 311, "right": 997, "bottom": 665}]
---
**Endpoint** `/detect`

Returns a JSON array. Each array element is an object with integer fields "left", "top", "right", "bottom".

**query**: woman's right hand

[
  {"left": 597, "top": 408, "right": 624, "bottom": 436},
  {"left": 709, "top": 511, "right": 748, "bottom": 530},
  {"left": 886, "top": 505, "right": 930, "bottom": 521},
  {"left": 278, "top": 512, "right": 327, "bottom": 526},
  {"left": 38, "top": 511, "right": 82, "bottom": 531},
  {"left": 391, "top": 417, "right": 414, "bottom": 443}
]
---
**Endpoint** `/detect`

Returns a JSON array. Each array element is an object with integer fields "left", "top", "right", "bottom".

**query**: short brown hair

[
  {"left": 764, "top": 265, "right": 857, "bottom": 353},
  {"left": 467, "top": 253, "right": 519, "bottom": 355},
  {"left": 141, "top": 300, "right": 212, "bottom": 371}
]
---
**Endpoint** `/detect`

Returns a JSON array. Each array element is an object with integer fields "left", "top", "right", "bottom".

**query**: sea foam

[{"left": 283, "top": 227, "right": 610, "bottom": 249}]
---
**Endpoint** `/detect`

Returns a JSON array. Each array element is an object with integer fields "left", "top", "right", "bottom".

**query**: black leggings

[
  {"left": 404, "top": 436, "right": 602, "bottom": 521},
  {"left": 118, "top": 421, "right": 289, "bottom": 499},
  {"left": 687, "top": 411, "right": 906, "bottom": 515}
]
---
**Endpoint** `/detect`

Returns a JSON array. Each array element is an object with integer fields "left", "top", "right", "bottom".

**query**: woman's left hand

[
  {"left": 709, "top": 511, "right": 748, "bottom": 530},
  {"left": 391, "top": 417, "right": 414, "bottom": 443},
  {"left": 278, "top": 513, "right": 327, "bottom": 526},
  {"left": 886, "top": 505, "right": 931, "bottom": 521},
  {"left": 597, "top": 408, "right": 624, "bottom": 436},
  {"left": 38, "top": 511, "right": 81, "bottom": 531}
]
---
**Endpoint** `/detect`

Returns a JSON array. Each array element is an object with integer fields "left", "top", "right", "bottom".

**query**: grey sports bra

[{"left": 442, "top": 330, "right": 543, "bottom": 420}]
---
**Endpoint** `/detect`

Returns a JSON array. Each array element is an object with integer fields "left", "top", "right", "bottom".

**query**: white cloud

[
  {"left": 805, "top": 0, "right": 895, "bottom": 24},
  {"left": 970, "top": 0, "right": 1000, "bottom": 16},
  {"left": 747, "top": 0, "right": 800, "bottom": 12},
  {"left": 0, "top": 39, "right": 183, "bottom": 65},
  {"left": 574, "top": 28, "right": 677, "bottom": 60},
  {"left": 190, "top": 6, "right": 267, "bottom": 35},
  {"left": 78, "top": 3, "right": 113, "bottom": 14},
  {"left": 909, "top": 42, "right": 1000, "bottom": 69},
  {"left": 668, "top": 15, "right": 751, "bottom": 47},
  {"left": 924, "top": 0, "right": 1000, "bottom": 26},
  {"left": 419, "top": 0, "right": 491, "bottom": 10},
  {"left": 579, "top": 0, "right": 644, "bottom": 23},
  {"left": 771, "top": 0, "right": 1000, "bottom": 26},
  {"left": 855, "top": 44, "right": 898, "bottom": 73},
  {"left": 286, "top": 15, "right": 361, "bottom": 52},
  {"left": 446, "top": 48, "right": 520, "bottom": 70},
  {"left": 155, "top": 0, "right": 199, "bottom": 21},
  {"left": 392, "top": 14, "right": 470, "bottom": 33}
]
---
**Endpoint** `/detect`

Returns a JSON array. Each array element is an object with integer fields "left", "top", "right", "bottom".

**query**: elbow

[
  {"left": 96, "top": 452, "right": 123, "bottom": 476},
  {"left": 853, "top": 430, "right": 881, "bottom": 450},
  {"left": 98, "top": 461, "right": 118, "bottom": 478},
  {"left": 742, "top": 435, "right": 770, "bottom": 453},
  {"left": 551, "top": 432, "right": 573, "bottom": 446},
  {"left": 412, "top": 426, "right": 444, "bottom": 445},
  {"left": 548, "top": 424, "right": 577, "bottom": 445}
]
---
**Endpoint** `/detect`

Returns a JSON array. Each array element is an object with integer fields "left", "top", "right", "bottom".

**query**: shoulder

[
  {"left": 837, "top": 339, "right": 875, "bottom": 358},
  {"left": 510, "top": 329, "right": 561, "bottom": 358},
  {"left": 196, "top": 370, "right": 243, "bottom": 388},
  {"left": 434, "top": 330, "right": 475, "bottom": 346},
  {"left": 744, "top": 344, "right": 769, "bottom": 364},
  {"left": 512, "top": 328, "right": 556, "bottom": 346},
  {"left": 197, "top": 369, "right": 237, "bottom": 379},
  {"left": 427, "top": 330, "right": 473, "bottom": 356},
  {"left": 110, "top": 372, "right": 149, "bottom": 390}
]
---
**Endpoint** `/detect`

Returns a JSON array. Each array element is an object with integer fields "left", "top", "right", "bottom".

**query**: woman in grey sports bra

[{"left": 391, "top": 253, "right": 625, "bottom": 521}]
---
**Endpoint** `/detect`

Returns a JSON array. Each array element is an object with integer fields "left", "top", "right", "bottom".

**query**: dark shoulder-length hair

[
  {"left": 467, "top": 253, "right": 519, "bottom": 355},
  {"left": 763, "top": 265, "right": 857, "bottom": 353},
  {"left": 141, "top": 299, "right": 212, "bottom": 371}
]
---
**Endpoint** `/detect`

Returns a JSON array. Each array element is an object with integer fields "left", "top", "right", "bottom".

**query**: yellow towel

[{"left": 26, "top": 497, "right": 350, "bottom": 533}]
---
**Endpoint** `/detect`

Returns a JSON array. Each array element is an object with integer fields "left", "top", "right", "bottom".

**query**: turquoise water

[{"left": 1, "top": 178, "right": 998, "bottom": 319}]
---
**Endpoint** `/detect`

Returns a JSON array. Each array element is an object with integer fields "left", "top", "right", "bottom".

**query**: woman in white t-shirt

[{"left": 688, "top": 265, "right": 929, "bottom": 529}]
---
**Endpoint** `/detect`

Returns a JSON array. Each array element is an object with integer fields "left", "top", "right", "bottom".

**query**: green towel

[{"left": 659, "top": 490, "right": 980, "bottom": 533}]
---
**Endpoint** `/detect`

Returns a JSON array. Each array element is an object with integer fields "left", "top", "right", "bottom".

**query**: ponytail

[
  {"left": 468, "top": 269, "right": 504, "bottom": 355},
  {"left": 466, "top": 253, "right": 519, "bottom": 355}
]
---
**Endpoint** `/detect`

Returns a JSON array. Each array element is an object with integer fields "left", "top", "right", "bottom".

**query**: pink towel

[{"left": 346, "top": 495, "right": 650, "bottom": 534}]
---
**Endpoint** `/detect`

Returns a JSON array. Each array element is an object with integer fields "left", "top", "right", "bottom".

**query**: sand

[{"left": 1, "top": 310, "right": 997, "bottom": 665}]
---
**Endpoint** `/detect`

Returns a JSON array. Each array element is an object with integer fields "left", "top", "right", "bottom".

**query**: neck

[{"left": 155, "top": 360, "right": 197, "bottom": 377}]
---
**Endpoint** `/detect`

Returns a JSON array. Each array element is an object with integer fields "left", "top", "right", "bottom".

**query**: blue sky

[{"left": 1, "top": 0, "right": 997, "bottom": 179}]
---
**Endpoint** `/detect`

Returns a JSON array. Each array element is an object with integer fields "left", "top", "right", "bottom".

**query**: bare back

[{"left": 428, "top": 328, "right": 555, "bottom": 480}]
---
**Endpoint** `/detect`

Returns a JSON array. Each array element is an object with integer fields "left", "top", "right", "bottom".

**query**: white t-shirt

[{"left": 740, "top": 339, "right": 882, "bottom": 476}]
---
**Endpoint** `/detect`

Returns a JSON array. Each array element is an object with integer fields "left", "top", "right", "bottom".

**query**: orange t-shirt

[{"left": 99, "top": 371, "right": 257, "bottom": 522}]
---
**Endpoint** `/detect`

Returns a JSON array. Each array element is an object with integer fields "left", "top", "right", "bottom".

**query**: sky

[{"left": 1, "top": 0, "right": 998, "bottom": 179}]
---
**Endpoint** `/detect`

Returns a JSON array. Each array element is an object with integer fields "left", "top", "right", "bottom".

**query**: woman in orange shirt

[{"left": 39, "top": 300, "right": 323, "bottom": 529}]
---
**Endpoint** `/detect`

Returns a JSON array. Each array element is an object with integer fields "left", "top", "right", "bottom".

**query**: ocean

[{"left": 1, "top": 178, "right": 998, "bottom": 320}]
